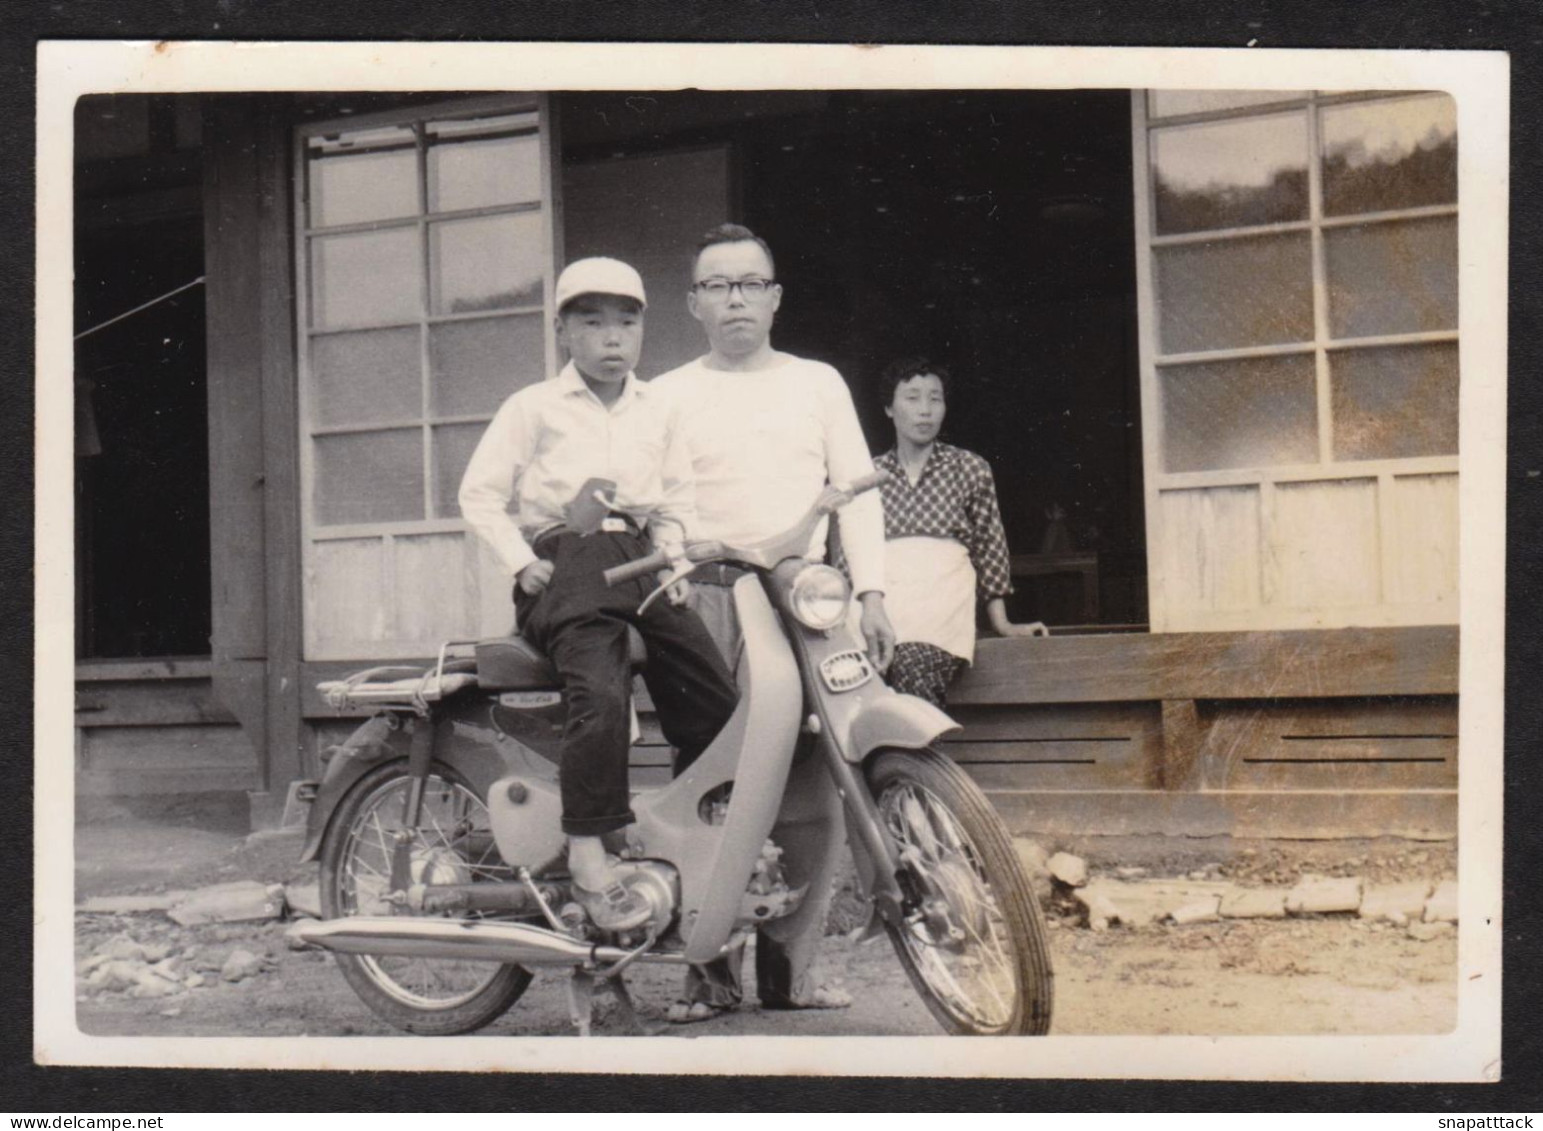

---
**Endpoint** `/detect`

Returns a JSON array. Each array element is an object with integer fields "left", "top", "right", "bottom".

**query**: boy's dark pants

[{"left": 515, "top": 529, "right": 738, "bottom": 837}]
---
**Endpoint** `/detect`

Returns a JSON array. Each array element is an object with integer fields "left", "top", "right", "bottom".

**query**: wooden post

[
  {"left": 255, "top": 96, "right": 305, "bottom": 827},
  {"left": 203, "top": 96, "right": 271, "bottom": 817},
  {"left": 1160, "top": 698, "right": 1202, "bottom": 791}
]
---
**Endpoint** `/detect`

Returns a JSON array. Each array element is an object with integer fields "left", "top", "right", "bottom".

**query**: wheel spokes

[{"left": 883, "top": 781, "right": 1019, "bottom": 1030}]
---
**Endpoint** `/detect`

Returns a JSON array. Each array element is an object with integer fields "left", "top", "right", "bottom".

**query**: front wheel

[
  {"left": 318, "top": 759, "right": 533, "bottom": 1035},
  {"left": 867, "top": 747, "right": 1053, "bottom": 1035}
]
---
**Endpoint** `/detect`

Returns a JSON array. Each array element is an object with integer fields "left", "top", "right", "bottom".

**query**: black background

[{"left": 5, "top": 0, "right": 1540, "bottom": 1114}]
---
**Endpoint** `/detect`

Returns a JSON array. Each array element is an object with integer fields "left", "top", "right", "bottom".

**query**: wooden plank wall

[{"left": 75, "top": 663, "right": 260, "bottom": 796}]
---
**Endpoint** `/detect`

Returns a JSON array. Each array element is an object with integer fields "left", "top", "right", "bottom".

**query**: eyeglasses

[{"left": 691, "top": 276, "right": 777, "bottom": 300}]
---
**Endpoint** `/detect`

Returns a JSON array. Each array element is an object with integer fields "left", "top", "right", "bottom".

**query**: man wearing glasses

[{"left": 652, "top": 223, "right": 895, "bottom": 1023}]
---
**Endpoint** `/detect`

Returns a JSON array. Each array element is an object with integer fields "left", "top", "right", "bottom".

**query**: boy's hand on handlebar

[
  {"left": 517, "top": 559, "right": 555, "bottom": 596},
  {"left": 657, "top": 541, "right": 692, "bottom": 606},
  {"left": 857, "top": 591, "right": 896, "bottom": 673}
]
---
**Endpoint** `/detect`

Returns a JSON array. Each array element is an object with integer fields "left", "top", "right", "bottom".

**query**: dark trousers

[{"left": 515, "top": 529, "right": 739, "bottom": 837}]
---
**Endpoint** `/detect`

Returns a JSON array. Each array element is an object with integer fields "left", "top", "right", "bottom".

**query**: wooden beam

[
  {"left": 952, "top": 624, "right": 1457, "bottom": 705},
  {"left": 76, "top": 658, "right": 214, "bottom": 682},
  {"left": 985, "top": 788, "right": 1456, "bottom": 840}
]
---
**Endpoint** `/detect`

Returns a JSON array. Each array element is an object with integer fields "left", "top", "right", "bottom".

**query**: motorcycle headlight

[{"left": 788, "top": 564, "right": 851, "bottom": 631}]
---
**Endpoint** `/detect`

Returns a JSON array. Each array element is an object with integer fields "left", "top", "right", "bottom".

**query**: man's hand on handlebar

[
  {"left": 857, "top": 591, "right": 896, "bottom": 673},
  {"left": 517, "top": 559, "right": 555, "bottom": 596}
]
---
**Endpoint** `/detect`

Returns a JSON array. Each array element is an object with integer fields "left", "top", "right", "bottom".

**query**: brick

[
  {"left": 1358, "top": 881, "right": 1432, "bottom": 923},
  {"left": 1219, "top": 887, "right": 1287, "bottom": 919},
  {"left": 1284, "top": 876, "right": 1363, "bottom": 915}
]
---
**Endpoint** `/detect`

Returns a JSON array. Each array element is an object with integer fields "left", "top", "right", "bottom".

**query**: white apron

[{"left": 881, "top": 536, "right": 978, "bottom": 663}]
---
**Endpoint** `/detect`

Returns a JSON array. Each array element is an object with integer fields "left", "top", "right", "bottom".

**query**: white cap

[{"left": 554, "top": 257, "right": 647, "bottom": 312}]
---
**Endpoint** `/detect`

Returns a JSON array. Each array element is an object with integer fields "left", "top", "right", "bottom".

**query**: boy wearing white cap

[{"left": 459, "top": 257, "right": 737, "bottom": 931}]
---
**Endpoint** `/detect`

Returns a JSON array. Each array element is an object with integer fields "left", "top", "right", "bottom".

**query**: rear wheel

[
  {"left": 318, "top": 759, "right": 532, "bottom": 1035},
  {"left": 867, "top": 747, "right": 1053, "bottom": 1035}
]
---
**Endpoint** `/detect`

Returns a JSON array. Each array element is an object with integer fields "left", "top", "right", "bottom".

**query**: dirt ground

[{"left": 71, "top": 795, "right": 1458, "bottom": 1039}]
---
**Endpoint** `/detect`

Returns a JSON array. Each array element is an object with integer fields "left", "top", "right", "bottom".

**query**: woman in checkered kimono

[{"left": 873, "top": 358, "right": 1046, "bottom": 706}]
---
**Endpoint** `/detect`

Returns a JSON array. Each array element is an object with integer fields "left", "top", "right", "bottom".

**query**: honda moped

[{"left": 288, "top": 474, "right": 1053, "bottom": 1036}]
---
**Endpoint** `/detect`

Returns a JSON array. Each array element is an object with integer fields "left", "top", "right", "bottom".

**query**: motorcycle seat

[{"left": 475, "top": 629, "right": 647, "bottom": 691}]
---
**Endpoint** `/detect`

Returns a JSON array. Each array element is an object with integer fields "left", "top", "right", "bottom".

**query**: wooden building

[{"left": 73, "top": 89, "right": 1458, "bottom": 836}]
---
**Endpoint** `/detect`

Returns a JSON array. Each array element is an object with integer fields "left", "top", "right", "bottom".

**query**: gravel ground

[{"left": 72, "top": 801, "right": 1458, "bottom": 1040}]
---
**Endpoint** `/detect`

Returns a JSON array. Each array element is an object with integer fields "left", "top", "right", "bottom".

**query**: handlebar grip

[{"left": 603, "top": 547, "right": 670, "bottom": 586}]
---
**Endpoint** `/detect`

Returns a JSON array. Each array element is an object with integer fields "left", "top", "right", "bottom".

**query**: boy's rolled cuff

[{"left": 561, "top": 810, "right": 636, "bottom": 837}]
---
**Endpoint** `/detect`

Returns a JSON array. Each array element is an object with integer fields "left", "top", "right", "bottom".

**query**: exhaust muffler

[{"left": 287, "top": 916, "right": 689, "bottom": 967}]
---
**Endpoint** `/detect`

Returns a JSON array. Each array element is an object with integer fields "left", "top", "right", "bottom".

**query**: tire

[
  {"left": 867, "top": 747, "right": 1054, "bottom": 1035},
  {"left": 318, "top": 759, "right": 533, "bottom": 1035}
]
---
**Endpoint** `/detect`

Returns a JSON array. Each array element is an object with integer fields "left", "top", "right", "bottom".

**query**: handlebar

[
  {"left": 602, "top": 470, "right": 887, "bottom": 588},
  {"left": 603, "top": 547, "right": 670, "bottom": 587}
]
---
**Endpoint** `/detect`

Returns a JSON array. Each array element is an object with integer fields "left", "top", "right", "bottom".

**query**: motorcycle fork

[
  {"left": 391, "top": 711, "right": 437, "bottom": 891},
  {"left": 820, "top": 739, "right": 919, "bottom": 925}
]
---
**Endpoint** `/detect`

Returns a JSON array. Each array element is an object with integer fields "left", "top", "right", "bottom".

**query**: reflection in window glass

[
  {"left": 1153, "top": 113, "right": 1308, "bottom": 234},
  {"left": 314, "top": 428, "right": 425, "bottom": 525},
  {"left": 432, "top": 423, "right": 488, "bottom": 518},
  {"left": 429, "top": 133, "right": 541, "bottom": 213},
  {"left": 429, "top": 315, "right": 545, "bottom": 418},
  {"left": 430, "top": 213, "right": 545, "bottom": 314},
  {"left": 1155, "top": 233, "right": 1313, "bottom": 354},
  {"left": 1321, "top": 94, "right": 1456, "bottom": 215},
  {"left": 1161, "top": 354, "right": 1319, "bottom": 472},
  {"left": 1325, "top": 217, "right": 1457, "bottom": 339},
  {"left": 309, "top": 146, "right": 419, "bottom": 228},
  {"left": 1331, "top": 343, "right": 1458, "bottom": 461},
  {"left": 1149, "top": 90, "right": 1308, "bottom": 118},
  {"left": 310, "top": 228, "right": 422, "bottom": 329},
  {"left": 312, "top": 327, "right": 422, "bottom": 426}
]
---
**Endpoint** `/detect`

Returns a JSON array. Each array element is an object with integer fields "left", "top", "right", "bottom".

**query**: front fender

[{"left": 846, "top": 691, "right": 959, "bottom": 763}]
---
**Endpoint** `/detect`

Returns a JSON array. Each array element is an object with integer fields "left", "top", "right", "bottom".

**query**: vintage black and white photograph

[{"left": 35, "top": 41, "right": 1507, "bottom": 1078}]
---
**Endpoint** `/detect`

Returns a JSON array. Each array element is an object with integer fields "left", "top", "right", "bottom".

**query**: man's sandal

[
  {"left": 760, "top": 985, "right": 853, "bottom": 1011},
  {"left": 665, "top": 1000, "right": 735, "bottom": 1025}
]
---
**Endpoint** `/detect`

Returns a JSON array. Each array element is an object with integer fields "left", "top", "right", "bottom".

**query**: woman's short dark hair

[
  {"left": 694, "top": 223, "right": 777, "bottom": 279},
  {"left": 882, "top": 357, "right": 951, "bottom": 403}
]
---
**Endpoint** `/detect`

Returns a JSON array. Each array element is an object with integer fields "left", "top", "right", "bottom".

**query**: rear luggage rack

[{"left": 318, "top": 640, "right": 481, "bottom": 712}]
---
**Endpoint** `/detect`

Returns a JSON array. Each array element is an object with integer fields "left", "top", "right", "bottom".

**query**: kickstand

[{"left": 564, "top": 966, "right": 665, "bottom": 1037}]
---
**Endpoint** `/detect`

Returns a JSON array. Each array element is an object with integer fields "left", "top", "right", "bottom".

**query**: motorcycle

[{"left": 286, "top": 472, "right": 1053, "bottom": 1036}]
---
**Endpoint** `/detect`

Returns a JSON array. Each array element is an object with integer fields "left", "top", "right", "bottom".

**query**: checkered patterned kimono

[{"left": 872, "top": 443, "right": 1014, "bottom": 705}]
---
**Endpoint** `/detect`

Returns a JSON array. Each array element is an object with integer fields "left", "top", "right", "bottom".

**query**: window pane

[
  {"left": 314, "top": 429, "right": 424, "bottom": 525},
  {"left": 1149, "top": 90, "right": 1308, "bottom": 118},
  {"left": 310, "top": 228, "right": 422, "bottom": 329},
  {"left": 311, "top": 327, "right": 422, "bottom": 426},
  {"left": 1331, "top": 343, "right": 1458, "bottom": 461},
  {"left": 429, "top": 315, "right": 545, "bottom": 417},
  {"left": 1152, "top": 112, "right": 1308, "bottom": 234},
  {"left": 309, "top": 146, "right": 419, "bottom": 228},
  {"left": 1155, "top": 233, "right": 1313, "bottom": 354},
  {"left": 1326, "top": 216, "right": 1457, "bottom": 339},
  {"left": 429, "top": 212, "right": 545, "bottom": 315},
  {"left": 432, "top": 422, "right": 487, "bottom": 518},
  {"left": 1161, "top": 354, "right": 1319, "bottom": 472},
  {"left": 429, "top": 133, "right": 541, "bottom": 213},
  {"left": 1321, "top": 95, "right": 1457, "bottom": 216}
]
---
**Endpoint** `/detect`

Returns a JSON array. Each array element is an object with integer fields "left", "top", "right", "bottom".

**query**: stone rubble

[
  {"left": 1423, "top": 879, "right": 1458, "bottom": 923},
  {"left": 167, "top": 881, "right": 286, "bottom": 927},
  {"left": 1046, "top": 852, "right": 1089, "bottom": 889}
]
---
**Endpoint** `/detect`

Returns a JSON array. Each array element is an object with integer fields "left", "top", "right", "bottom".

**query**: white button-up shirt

[
  {"left": 458, "top": 362, "right": 695, "bottom": 578},
  {"left": 651, "top": 354, "right": 885, "bottom": 596}
]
